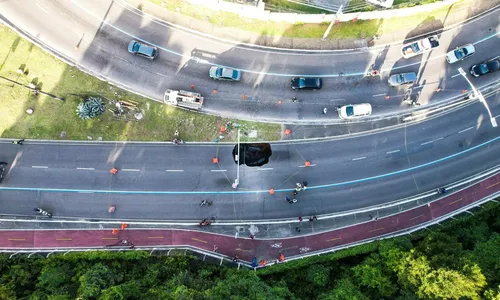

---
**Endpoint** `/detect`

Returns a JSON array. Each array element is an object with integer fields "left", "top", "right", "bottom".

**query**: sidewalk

[{"left": 124, "top": 0, "right": 500, "bottom": 50}]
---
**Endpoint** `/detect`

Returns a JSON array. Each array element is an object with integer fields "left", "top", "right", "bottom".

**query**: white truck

[
  {"left": 163, "top": 89, "right": 204, "bottom": 111},
  {"left": 401, "top": 35, "right": 440, "bottom": 59}
]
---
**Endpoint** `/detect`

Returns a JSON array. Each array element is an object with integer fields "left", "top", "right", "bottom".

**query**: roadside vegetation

[
  {"left": 144, "top": 0, "right": 470, "bottom": 40},
  {"left": 0, "top": 28, "right": 280, "bottom": 142},
  {"left": 1, "top": 202, "right": 499, "bottom": 299}
]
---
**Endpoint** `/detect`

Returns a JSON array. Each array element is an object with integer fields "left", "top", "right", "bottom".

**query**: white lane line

[
  {"left": 421, "top": 137, "right": 444, "bottom": 146},
  {"left": 372, "top": 93, "right": 386, "bottom": 97},
  {"left": 299, "top": 164, "right": 317, "bottom": 168},
  {"left": 258, "top": 168, "right": 274, "bottom": 171},
  {"left": 77, "top": 167, "right": 95, "bottom": 170},
  {"left": 451, "top": 73, "right": 461, "bottom": 78},
  {"left": 211, "top": 169, "right": 227, "bottom": 172},
  {"left": 36, "top": 2, "right": 51, "bottom": 15},
  {"left": 165, "top": 170, "right": 184, "bottom": 172},
  {"left": 386, "top": 149, "right": 400, "bottom": 154},
  {"left": 352, "top": 157, "right": 366, "bottom": 161},
  {"left": 458, "top": 126, "right": 474, "bottom": 134},
  {"left": 122, "top": 168, "right": 141, "bottom": 172},
  {"left": 32, "top": 166, "right": 48, "bottom": 169}
]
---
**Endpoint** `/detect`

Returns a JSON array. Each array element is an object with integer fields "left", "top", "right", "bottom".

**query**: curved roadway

[{"left": 1, "top": 0, "right": 499, "bottom": 122}]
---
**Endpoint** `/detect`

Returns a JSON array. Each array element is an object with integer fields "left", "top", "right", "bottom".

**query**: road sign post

[{"left": 232, "top": 129, "right": 241, "bottom": 189}]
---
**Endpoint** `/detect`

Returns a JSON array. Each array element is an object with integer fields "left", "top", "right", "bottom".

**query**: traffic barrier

[
  {"left": 241, "top": 94, "right": 247, "bottom": 100},
  {"left": 277, "top": 100, "right": 282, "bottom": 104},
  {"left": 284, "top": 129, "right": 291, "bottom": 135},
  {"left": 220, "top": 126, "right": 226, "bottom": 133},
  {"left": 190, "top": 84, "right": 195, "bottom": 89},
  {"left": 121, "top": 223, "right": 128, "bottom": 230},
  {"left": 109, "top": 168, "right": 118, "bottom": 175},
  {"left": 385, "top": 96, "right": 390, "bottom": 100},
  {"left": 436, "top": 88, "right": 442, "bottom": 92},
  {"left": 212, "top": 157, "right": 219, "bottom": 164},
  {"left": 112, "top": 229, "right": 119, "bottom": 235},
  {"left": 269, "top": 189, "right": 275, "bottom": 195},
  {"left": 304, "top": 161, "right": 311, "bottom": 167},
  {"left": 213, "top": 89, "right": 218, "bottom": 94},
  {"left": 462, "top": 89, "right": 467, "bottom": 94}
]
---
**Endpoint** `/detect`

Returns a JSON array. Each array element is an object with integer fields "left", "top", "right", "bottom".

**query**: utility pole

[
  {"left": 322, "top": 5, "right": 342, "bottom": 41},
  {"left": 457, "top": 68, "right": 497, "bottom": 127},
  {"left": 232, "top": 129, "right": 241, "bottom": 189}
]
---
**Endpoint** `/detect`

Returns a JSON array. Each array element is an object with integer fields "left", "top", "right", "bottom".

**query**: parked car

[
  {"left": 209, "top": 66, "right": 242, "bottom": 81},
  {"left": 470, "top": 57, "right": 500, "bottom": 77},
  {"left": 127, "top": 40, "right": 158, "bottom": 59},
  {"left": 337, "top": 103, "right": 372, "bottom": 120},
  {"left": 388, "top": 72, "right": 417, "bottom": 87},
  {"left": 446, "top": 44, "right": 475, "bottom": 64},
  {"left": 291, "top": 77, "right": 322, "bottom": 90},
  {"left": 232, "top": 143, "right": 272, "bottom": 167}
]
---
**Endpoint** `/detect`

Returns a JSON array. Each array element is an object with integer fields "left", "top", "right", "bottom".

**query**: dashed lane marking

[
  {"left": 258, "top": 168, "right": 274, "bottom": 171},
  {"left": 326, "top": 237, "right": 342, "bottom": 242},
  {"left": 372, "top": 93, "right": 386, "bottom": 97},
  {"left": 386, "top": 150, "right": 400, "bottom": 154},
  {"left": 56, "top": 238, "right": 72, "bottom": 241},
  {"left": 147, "top": 236, "right": 164, "bottom": 239},
  {"left": 122, "top": 169, "right": 141, "bottom": 172},
  {"left": 451, "top": 73, "right": 462, "bottom": 78},
  {"left": 192, "top": 238, "right": 207, "bottom": 243},
  {"left": 32, "top": 166, "right": 48, "bottom": 169},
  {"left": 165, "top": 170, "right": 184, "bottom": 172},
  {"left": 369, "top": 228, "right": 384, "bottom": 233},
  {"left": 77, "top": 167, "right": 95, "bottom": 170},
  {"left": 352, "top": 157, "right": 366, "bottom": 161},
  {"left": 448, "top": 198, "right": 463, "bottom": 206},
  {"left": 235, "top": 248, "right": 252, "bottom": 252},
  {"left": 421, "top": 137, "right": 443, "bottom": 146},
  {"left": 8, "top": 238, "right": 26, "bottom": 241},
  {"left": 101, "top": 237, "right": 119, "bottom": 240},
  {"left": 210, "top": 170, "right": 227, "bottom": 172},
  {"left": 299, "top": 164, "right": 316, "bottom": 168},
  {"left": 487, "top": 181, "right": 500, "bottom": 189},
  {"left": 458, "top": 126, "right": 474, "bottom": 134},
  {"left": 410, "top": 214, "right": 424, "bottom": 221}
]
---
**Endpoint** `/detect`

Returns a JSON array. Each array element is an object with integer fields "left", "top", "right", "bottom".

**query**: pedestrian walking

[
  {"left": 293, "top": 190, "right": 298, "bottom": 196},
  {"left": 369, "top": 214, "right": 373, "bottom": 220},
  {"left": 12, "top": 139, "right": 25, "bottom": 145},
  {"left": 232, "top": 254, "right": 240, "bottom": 263},
  {"left": 292, "top": 97, "right": 297, "bottom": 103},
  {"left": 249, "top": 234, "right": 255, "bottom": 239},
  {"left": 129, "top": 242, "right": 135, "bottom": 249},
  {"left": 279, "top": 253, "right": 285, "bottom": 263},
  {"left": 260, "top": 259, "right": 267, "bottom": 266},
  {"left": 302, "top": 181, "right": 308, "bottom": 190},
  {"left": 298, "top": 217, "right": 303, "bottom": 222},
  {"left": 323, "top": 108, "right": 328, "bottom": 115},
  {"left": 285, "top": 196, "right": 291, "bottom": 203},
  {"left": 213, "top": 245, "right": 219, "bottom": 252},
  {"left": 295, "top": 226, "right": 301, "bottom": 233}
]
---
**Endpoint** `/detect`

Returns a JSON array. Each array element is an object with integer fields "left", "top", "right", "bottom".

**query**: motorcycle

[
  {"left": 200, "top": 200, "right": 213, "bottom": 206},
  {"left": 33, "top": 207, "right": 52, "bottom": 218}
]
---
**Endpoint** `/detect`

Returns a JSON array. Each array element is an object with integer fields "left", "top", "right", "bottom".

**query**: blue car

[
  {"left": 127, "top": 40, "right": 158, "bottom": 60},
  {"left": 209, "top": 67, "right": 242, "bottom": 81}
]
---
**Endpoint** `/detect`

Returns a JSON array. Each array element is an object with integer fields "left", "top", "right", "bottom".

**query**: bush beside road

[{"left": 0, "top": 28, "right": 280, "bottom": 142}]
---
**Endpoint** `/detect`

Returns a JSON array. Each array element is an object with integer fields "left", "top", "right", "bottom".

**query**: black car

[
  {"left": 470, "top": 57, "right": 500, "bottom": 77},
  {"left": 232, "top": 143, "right": 272, "bottom": 167},
  {"left": 0, "top": 162, "right": 7, "bottom": 183},
  {"left": 291, "top": 77, "right": 322, "bottom": 90}
]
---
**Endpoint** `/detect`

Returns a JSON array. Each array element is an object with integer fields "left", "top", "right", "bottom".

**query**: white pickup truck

[{"left": 401, "top": 36, "right": 440, "bottom": 59}]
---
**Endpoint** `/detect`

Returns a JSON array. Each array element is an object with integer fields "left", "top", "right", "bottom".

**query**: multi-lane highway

[{"left": 1, "top": 0, "right": 499, "bottom": 122}]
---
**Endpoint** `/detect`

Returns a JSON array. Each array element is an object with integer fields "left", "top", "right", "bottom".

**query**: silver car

[
  {"left": 446, "top": 44, "right": 475, "bottom": 64},
  {"left": 388, "top": 72, "right": 417, "bottom": 87}
]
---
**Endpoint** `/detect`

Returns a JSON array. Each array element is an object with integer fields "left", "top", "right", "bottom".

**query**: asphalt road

[
  {"left": 0, "top": 91, "right": 499, "bottom": 220},
  {"left": 1, "top": 0, "right": 499, "bottom": 122}
]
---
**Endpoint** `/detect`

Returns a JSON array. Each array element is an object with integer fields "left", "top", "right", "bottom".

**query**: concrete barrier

[{"left": 183, "top": 0, "right": 460, "bottom": 23}]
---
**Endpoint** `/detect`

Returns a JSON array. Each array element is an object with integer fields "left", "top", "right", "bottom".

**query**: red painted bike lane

[{"left": 1, "top": 173, "right": 499, "bottom": 262}]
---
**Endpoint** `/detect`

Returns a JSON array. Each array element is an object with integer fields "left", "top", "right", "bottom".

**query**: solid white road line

[
  {"left": 32, "top": 166, "right": 48, "bottom": 169},
  {"left": 458, "top": 126, "right": 474, "bottom": 133},
  {"left": 211, "top": 169, "right": 227, "bottom": 172},
  {"left": 122, "top": 168, "right": 141, "bottom": 172},
  {"left": 77, "top": 167, "right": 95, "bottom": 170},
  {"left": 372, "top": 93, "right": 386, "bottom": 97},
  {"left": 299, "top": 164, "right": 317, "bottom": 168},
  {"left": 386, "top": 149, "right": 400, "bottom": 154},
  {"left": 258, "top": 168, "right": 274, "bottom": 171},
  {"left": 352, "top": 157, "right": 366, "bottom": 161},
  {"left": 165, "top": 170, "right": 184, "bottom": 172},
  {"left": 451, "top": 73, "right": 462, "bottom": 78},
  {"left": 421, "top": 137, "right": 444, "bottom": 146}
]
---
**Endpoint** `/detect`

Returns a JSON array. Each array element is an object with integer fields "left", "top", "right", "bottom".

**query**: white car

[
  {"left": 446, "top": 44, "right": 475, "bottom": 64},
  {"left": 337, "top": 103, "right": 372, "bottom": 120}
]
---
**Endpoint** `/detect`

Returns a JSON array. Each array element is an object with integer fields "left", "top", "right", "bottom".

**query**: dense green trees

[{"left": 0, "top": 203, "right": 499, "bottom": 299}]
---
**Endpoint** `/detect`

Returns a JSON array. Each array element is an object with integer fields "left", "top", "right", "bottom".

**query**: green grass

[
  {"left": 0, "top": 27, "right": 280, "bottom": 142},
  {"left": 145, "top": 0, "right": 469, "bottom": 40},
  {"left": 263, "top": 0, "right": 330, "bottom": 14}
]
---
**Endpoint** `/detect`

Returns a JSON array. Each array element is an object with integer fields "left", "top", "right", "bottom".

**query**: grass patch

[
  {"left": 0, "top": 27, "right": 280, "bottom": 142},
  {"left": 263, "top": 0, "right": 330, "bottom": 14},
  {"left": 145, "top": 0, "right": 469, "bottom": 40}
]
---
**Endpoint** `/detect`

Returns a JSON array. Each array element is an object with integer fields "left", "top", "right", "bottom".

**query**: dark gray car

[
  {"left": 127, "top": 40, "right": 158, "bottom": 60},
  {"left": 388, "top": 72, "right": 417, "bottom": 87}
]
